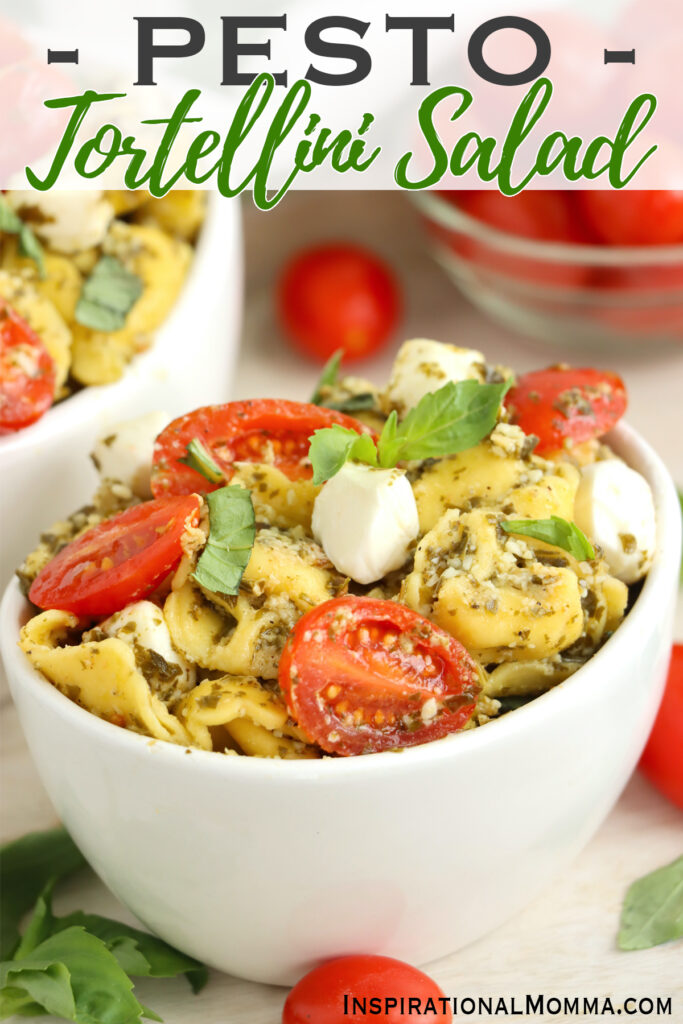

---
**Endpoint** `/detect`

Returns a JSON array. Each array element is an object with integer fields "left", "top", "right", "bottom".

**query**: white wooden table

[{"left": 2, "top": 191, "right": 682, "bottom": 1022}]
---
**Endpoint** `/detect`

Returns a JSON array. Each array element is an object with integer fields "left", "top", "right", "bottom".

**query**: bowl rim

[
  {"left": 413, "top": 191, "right": 683, "bottom": 267},
  {"left": 0, "top": 192, "right": 235, "bottom": 458},
  {"left": 1, "top": 421, "right": 680, "bottom": 780}
]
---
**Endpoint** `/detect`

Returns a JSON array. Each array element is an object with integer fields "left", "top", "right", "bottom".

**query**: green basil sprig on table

[
  {"left": 0, "top": 197, "right": 45, "bottom": 278},
  {"left": 618, "top": 855, "right": 683, "bottom": 951},
  {"left": 0, "top": 827, "right": 207, "bottom": 1024},
  {"left": 179, "top": 438, "right": 224, "bottom": 485},
  {"left": 75, "top": 256, "right": 143, "bottom": 333},
  {"left": 192, "top": 486, "right": 255, "bottom": 596},
  {"left": 310, "top": 349, "right": 376, "bottom": 413},
  {"left": 309, "top": 378, "right": 511, "bottom": 485},
  {"left": 501, "top": 516, "right": 595, "bottom": 561}
]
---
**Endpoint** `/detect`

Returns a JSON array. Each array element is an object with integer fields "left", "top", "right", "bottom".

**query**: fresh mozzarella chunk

[
  {"left": 312, "top": 462, "right": 419, "bottom": 585},
  {"left": 96, "top": 600, "right": 196, "bottom": 698},
  {"left": 91, "top": 411, "right": 169, "bottom": 498},
  {"left": 382, "top": 338, "right": 485, "bottom": 416},
  {"left": 574, "top": 459, "right": 656, "bottom": 584},
  {"left": 6, "top": 190, "right": 114, "bottom": 254}
]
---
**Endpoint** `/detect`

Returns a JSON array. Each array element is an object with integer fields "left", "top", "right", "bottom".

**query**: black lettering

[
  {"left": 468, "top": 16, "right": 550, "bottom": 86},
  {"left": 385, "top": 16, "right": 454, "bottom": 85},
  {"left": 135, "top": 17, "right": 205, "bottom": 86},
  {"left": 305, "top": 17, "right": 371, "bottom": 86},
  {"left": 221, "top": 16, "right": 287, "bottom": 86}
]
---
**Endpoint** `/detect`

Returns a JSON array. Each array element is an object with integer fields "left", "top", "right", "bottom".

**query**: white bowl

[
  {"left": 1, "top": 423, "right": 679, "bottom": 986},
  {"left": 0, "top": 194, "right": 243, "bottom": 589}
]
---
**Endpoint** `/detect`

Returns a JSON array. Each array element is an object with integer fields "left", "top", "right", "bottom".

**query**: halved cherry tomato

[
  {"left": 576, "top": 190, "right": 683, "bottom": 246},
  {"left": 282, "top": 955, "right": 452, "bottom": 1023},
  {"left": 279, "top": 596, "right": 481, "bottom": 756},
  {"left": 277, "top": 244, "right": 401, "bottom": 363},
  {"left": 29, "top": 494, "right": 201, "bottom": 617},
  {"left": 639, "top": 645, "right": 683, "bottom": 810},
  {"left": 0, "top": 300, "right": 56, "bottom": 434},
  {"left": 506, "top": 365, "right": 627, "bottom": 455},
  {"left": 150, "top": 399, "right": 373, "bottom": 498}
]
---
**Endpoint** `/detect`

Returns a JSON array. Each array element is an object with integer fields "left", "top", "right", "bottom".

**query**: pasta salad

[
  {"left": 0, "top": 189, "right": 206, "bottom": 434},
  {"left": 16, "top": 340, "right": 656, "bottom": 758}
]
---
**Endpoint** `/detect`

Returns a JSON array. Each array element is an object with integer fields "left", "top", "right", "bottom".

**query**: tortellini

[
  {"left": 0, "top": 270, "right": 72, "bottom": 392},
  {"left": 20, "top": 610, "right": 191, "bottom": 745},
  {"left": 177, "top": 677, "right": 317, "bottom": 758},
  {"left": 411, "top": 424, "right": 579, "bottom": 534},
  {"left": 402, "top": 508, "right": 585, "bottom": 662}
]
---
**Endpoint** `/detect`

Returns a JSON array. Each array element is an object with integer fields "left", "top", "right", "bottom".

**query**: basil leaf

[
  {"left": 618, "top": 855, "right": 683, "bottom": 951},
  {"left": 310, "top": 349, "right": 343, "bottom": 405},
  {"left": 308, "top": 424, "right": 378, "bottom": 485},
  {"left": 323, "top": 393, "right": 377, "bottom": 413},
  {"left": 179, "top": 438, "right": 224, "bottom": 486},
  {"left": 377, "top": 378, "right": 512, "bottom": 467},
  {"left": 0, "top": 828, "right": 86, "bottom": 959},
  {"left": 75, "top": 256, "right": 143, "bottom": 333},
  {"left": 193, "top": 486, "right": 255, "bottom": 596},
  {"left": 501, "top": 516, "right": 595, "bottom": 561},
  {"left": 51, "top": 914, "right": 206, "bottom": 993},
  {"left": 0, "top": 925, "right": 153, "bottom": 1024},
  {"left": 0, "top": 196, "right": 45, "bottom": 278}
]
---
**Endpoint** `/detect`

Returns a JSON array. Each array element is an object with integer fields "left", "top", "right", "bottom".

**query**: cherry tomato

[
  {"left": 438, "top": 191, "right": 592, "bottom": 288},
  {"left": 279, "top": 596, "right": 481, "bottom": 756},
  {"left": 0, "top": 300, "right": 56, "bottom": 434},
  {"left": 282, "top": 955, "right": 452, "bottom": 1023},
  {"left": 594, "top": 264, "right": 683, "bottom": 338},
  {"left": 151, "top": 399, "right": 373, "bottom": 498},
  {"left": 576, "top": 191, "right": 683, "bottom": 246},
  {"left": 277, "top": 244, "right": 401, "bottom": 363},
  {"left": 639, "top": 645, "right": 683, "bottom": 810},
  {"left": 506, "top": 365, "right": 627, "bottom": 455},
  {"left": 29, "top": 495, "right": 201, "bottom": 617}
]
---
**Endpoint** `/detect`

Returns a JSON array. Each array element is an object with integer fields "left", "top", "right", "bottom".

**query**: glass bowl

[{"left": 413, "top": 192, "right": 683, "bottom": 350}]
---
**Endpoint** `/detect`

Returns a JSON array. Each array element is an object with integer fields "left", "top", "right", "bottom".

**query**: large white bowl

[
  {"left": 0, "top": 194, "right": 243, "bottom": 589},
  {"left": 1, "top": 424, "right": 679, "bottom": 986}
]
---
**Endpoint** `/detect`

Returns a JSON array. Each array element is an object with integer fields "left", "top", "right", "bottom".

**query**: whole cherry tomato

[
  {"left": 437, "top": 191, "right": 592, "bottom": 288},
  {"left": 282, "top": 955, "right": 452, "bottom": 1023},
  {"left": 506, "top": 365, "right": 627, "bottom": 454},
  {"left": 639, "top": 644, "right": 683, "bottom": 810},
  {"left": 576, "top": 191, "right": 683, "bottom": 246},
  {"left": 277, "top": 244, "right": 401, "bottom": 363}
]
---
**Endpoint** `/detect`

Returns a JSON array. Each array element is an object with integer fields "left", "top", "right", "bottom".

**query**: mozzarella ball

[
  {"left": 574, "top": 459, "right": 656, "bottom": 583},
  {"left": 382, "top": 338, "right": 485, "bottom": 416},
  {"left": 6, "top": 190, "right": 115, "bottom": 254},
  {"left": 91, "top": 410, "right": 169, "bottom": 498},
  {"left": 312, "top": 462, "right": 419, "bottom": 584}
]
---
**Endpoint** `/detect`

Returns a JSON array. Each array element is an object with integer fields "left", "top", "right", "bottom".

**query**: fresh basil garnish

[
  {"left": 0, "top": 827, "right": 85, "bottom": 959},
  {"left": 193, "top": 486, "right": 255, "bottom": 595},
  {"left": 309, "top": 378, "right": 511, "bottom": 484},
  {"left": 501, "top": 516, "right": 595, "bottom": 561},
  {"left": 310, "top": 425, "right": 378, "bottom": 486},
  {"left": 75, "top": 256, "right": 143, "bottom": 333},
  {"left": 310, "top": 350, "right": 377, "bottom": 413},
  {"left": 0, "top": 828, "right": 207, "bottom": 1024},
  {"left": 0, "top": 196, "right": 46, "bottom": 278},
  {"left": 179, "top": 438, "right": 224, "bottom": 485},
  {"left": 310, "top": 349, "right": 343, "bottom": 405},
  {"left": 618, "top": 855, "right": 683, "bottom": 951}
]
